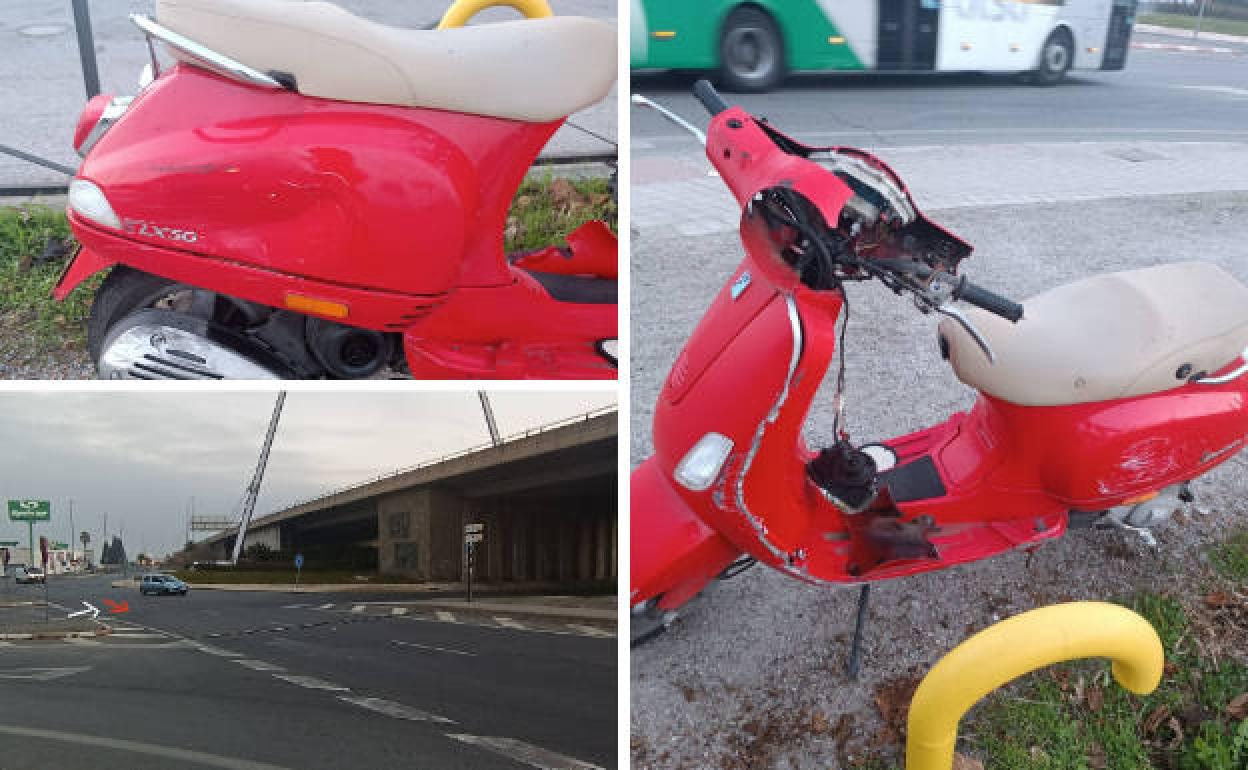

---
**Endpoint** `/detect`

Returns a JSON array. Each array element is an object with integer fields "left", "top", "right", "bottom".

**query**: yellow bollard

[
  {"left": 436, "top": 0, "right": 554, "bottom": 29},
  {"left": 906, "top": 601, "right": 1164, "bottom": 770}
]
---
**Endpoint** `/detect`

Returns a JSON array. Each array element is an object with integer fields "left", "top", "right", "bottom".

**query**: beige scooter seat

[
  {"left": 940, "top": 262, "right": 1248, "bottom": 406},
  {"left": 155, "top": 0, "right": 616, "bottom": 122}
]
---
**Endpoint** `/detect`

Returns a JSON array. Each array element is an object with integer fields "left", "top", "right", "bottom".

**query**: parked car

[
  {"left": 15, "top": 566, "right": 45, "bottom": 584},
  {"left": 140, "top": 574, "right": 189, "bottom": 596}
]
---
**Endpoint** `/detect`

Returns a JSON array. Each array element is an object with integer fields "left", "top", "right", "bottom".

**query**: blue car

[{"left": 140, "top": 574, "right": 189, "bottom": 596}]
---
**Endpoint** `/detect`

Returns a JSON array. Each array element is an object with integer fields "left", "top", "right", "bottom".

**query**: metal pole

[
  {"left": 467, "top": 544, "right": 474, "bottom": 603},
  {"left": 478, "top": 392, "right": 501, "bottom": 447},
  {"left": 68, "top": 499, "right": 74, "bottom": 567},
  {"left": 70, "top": 0, "right": 102, "bottom": 98},
  {"left": 1194, "top": 0, "right": 1209, "bottom": 38}
]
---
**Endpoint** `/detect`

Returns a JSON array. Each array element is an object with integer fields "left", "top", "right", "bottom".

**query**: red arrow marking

[{"left": 102, "top": 599, "right": 129, "bottom": 614}]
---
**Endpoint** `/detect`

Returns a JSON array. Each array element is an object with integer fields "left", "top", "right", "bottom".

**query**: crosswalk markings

[
  {"left": 391, "top": 639, "right": 475, "bottom": 657},
  {"left": 566, "top": 624, "right": 613, "bottom": 638},
  {"left": 493, "top": 616, "right": 526, "bottom": 630},
  {"left": 337, "top": 695, "right": 455, "bottom": 724},
  {"left": 435, "top": 610, "right": 458, "bottom": 623},
  {"left": 447, "top": 734, "right": 604, "bottom": 770},
  {"left": 351, "top": 604, "right": 366, "bottom": 613},
  {"left": 389, "top": 607, "right": 408, "bottom": 616},
  {"left": 272, "top": 673, "right": 350, "bottom": 692},
  {"left": 317, "top": 603, "right": 334, "bottom": 610}
]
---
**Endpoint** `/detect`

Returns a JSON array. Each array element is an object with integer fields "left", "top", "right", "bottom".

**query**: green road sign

[
  {"left": 7, "top": 500, "right": 51, "bottom": 521},
  {"left": 0, "top": 541, "right": 18, "bottom": 547},
  {"left": 52, "top": 542, "right": 69, "bottom": 550}
]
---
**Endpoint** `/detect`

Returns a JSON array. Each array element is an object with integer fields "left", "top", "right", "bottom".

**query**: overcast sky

[{"left": 0, "top": 390, "right": 615, "bottom": 558}]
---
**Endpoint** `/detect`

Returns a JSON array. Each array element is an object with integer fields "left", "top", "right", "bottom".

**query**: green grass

[
  {"left": 0, "top": 205, "right": 99, "bottom": 357},
  {"left": 1209, "top": 531, "right": 1248, "bottom": 585},
  {"left": 969, "top": 592, "right": 1248, "bottom": 770},
  {"left": 507, "top": 173, "right": 616, "bottom": 253},
  {"left": 1138, "top": 12, "right": 1248, "bottom": 37}
]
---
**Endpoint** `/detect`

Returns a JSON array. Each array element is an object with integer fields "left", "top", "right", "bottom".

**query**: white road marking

[
  {"left": 435, "top": 610, "right": 458, "bottom": 623},
  {"left": 0, "top": 667, "right": 91, "bottom": 681},
  {"left": 566, "top": 624, "right": 613, "bottom": 638},
  {"left": 233, "top": 659, "right": 285, "bottom": 672},
  {"left": 104, "top": 632, "right": 166, "bottom": 639},
  {"left": 1178, "top": 85, "right": 1248, "bottom": 98},
  {"left": 493, "top": 616, "right": 526, "bottom": 630},
  {"left": 281, "top": 603, "right": 312, "bottom": 610},
  {"left": 192, "top": 643, "right": 243, "bottom": 657},
  {"left": 0, "top": 724, "right": 291, "bottom": 770},
  {"left": 271, "top": 674, "right": 350, "bottom": 692},
  {"left": 389, "top": 607, "right": 408, "bottom": 616},
  {"left": 351, "top": 604, "right": 366, "bottom": 613},
  {"left": 317, "top": 603, "right": 334, "bottom": 610},
  {"left": 447, "top": 734, "right": 604, "bottom": 770},
  {"left": 391, "top": 639, "right": 475, "bottom": 656},
  {"left": 337, "top": 695, "right": 455, "bottom": 724}
]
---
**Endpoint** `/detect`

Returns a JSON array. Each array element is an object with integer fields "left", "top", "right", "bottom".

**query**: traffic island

[{"left": 0, "top": 618, "right": 110, "bottom": 640}]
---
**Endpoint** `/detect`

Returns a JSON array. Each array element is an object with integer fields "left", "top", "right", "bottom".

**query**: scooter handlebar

[
  {"left": 956, "top": 280, "right": 1024, "bottom": 323},
  {"left": 692, "top": 80, "right": 729, "bottom": 117}
]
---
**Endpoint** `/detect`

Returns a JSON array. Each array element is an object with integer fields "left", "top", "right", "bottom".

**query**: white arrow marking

[
  {"left": 0, "top": 667, "right": 91, "bottom": 681},
  {"left": 67, "top": 601, "right": 99, "bottom": 620}
]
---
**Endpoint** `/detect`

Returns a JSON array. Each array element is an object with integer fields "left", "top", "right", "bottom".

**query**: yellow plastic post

[
  {"left": 436, "top": 0, "right": 554, "bottom": 29},
  {"left": 905, "top": 601, "right": 1164, "bottom": 770}
]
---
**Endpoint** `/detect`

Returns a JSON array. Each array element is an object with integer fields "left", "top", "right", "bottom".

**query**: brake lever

[{"left": 937, "top": 303, "right": 996, "bottom": 364}]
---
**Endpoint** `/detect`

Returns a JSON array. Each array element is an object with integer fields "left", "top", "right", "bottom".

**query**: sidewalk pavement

[
  {"left": 1136, "top": 22, "right": 1248, "bottom": 45},
  {"left": 1, "top": 0, "right": 617, "bottom": 189}
]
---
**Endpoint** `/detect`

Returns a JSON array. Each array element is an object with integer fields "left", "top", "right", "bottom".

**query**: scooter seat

[
  {"left": 155, "top": 0, "right": 616, "bottom": 123},
  {"left": 940, "top": 262, "right": 1248, "bottom": 406}
]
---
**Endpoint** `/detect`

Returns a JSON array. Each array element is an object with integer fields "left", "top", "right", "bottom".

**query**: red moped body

[
  {"left": 632, "top": 107, "right": 1248, "bottom": 611},
  {"left": 57, "top": 64, "right": 617, "bottom": 379}
]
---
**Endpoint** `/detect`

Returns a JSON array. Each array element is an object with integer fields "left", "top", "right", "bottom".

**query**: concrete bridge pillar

[{"left": 377, "top": 487, "right": 462, "bottom": 579}]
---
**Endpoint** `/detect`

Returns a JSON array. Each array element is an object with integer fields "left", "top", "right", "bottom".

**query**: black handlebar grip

[
  {"left": 692, "top": 79, "right": 729, "bottom": 117},
  {"left": 957, "top": 280, "right": 1024, "bottom": 323}
]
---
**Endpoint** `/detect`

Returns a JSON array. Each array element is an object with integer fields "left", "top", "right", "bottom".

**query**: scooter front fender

[
  {"left": 631, "top": 457, "right": 740, "bottom": 611},
  {"left": 52, "top": 244, "right": 115, "bottom": 301}
]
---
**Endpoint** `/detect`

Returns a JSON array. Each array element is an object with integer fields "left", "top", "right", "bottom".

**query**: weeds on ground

[
  {"left": 1210, "top": 531, "right": 1248, "bottom": 585},
  {"left": 0, "top": 205, "right": 97, "bottom": 357},
  {"left": 968, "top": 590, "right": 1248, "bottom": 770},
  {"left": 1137, "top": 12, "right": 1248, "bottom": 38},
  {"left": 507, "top": 173, "right": 616, "bottom": 252}
]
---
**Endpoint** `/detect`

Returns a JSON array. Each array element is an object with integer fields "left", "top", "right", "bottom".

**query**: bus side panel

[
  {"left": 775, "top": 0, "right": 867, "bottom": 70},
  {"left": 814, "top": 0, "right": 878, "bottom": 68},
  {"left": 634, "top": 0, "right": 727, "bottom": 69},
  {"left": 936, "top": 0, "right": 1060, "bottom": 71},
  {"left": 1063, "top": 0, "right": 1115, "bottom": 69}
]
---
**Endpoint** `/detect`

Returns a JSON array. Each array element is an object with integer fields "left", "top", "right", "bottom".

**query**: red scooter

[
  {"left": 630, "top": 82, "right": 1248, "bottom": 648},
  {"left": 54, "top": 0, "right": 617, "bottom": 379}
]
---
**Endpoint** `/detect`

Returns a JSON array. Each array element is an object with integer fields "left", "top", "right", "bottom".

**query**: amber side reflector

[
  {"left": 1123, "top": 491, "right": 1160, "bottom": 506},
  {"left": 828, "top": 36, "right": 846, "bottom": 44},
  {"left": 652, "top": 30, "right": 676, "bottom": 38},
  {"left": 285, "top": 293, "right": 349, "bottom": 319}
]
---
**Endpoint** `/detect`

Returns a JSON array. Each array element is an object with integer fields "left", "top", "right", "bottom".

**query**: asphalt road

[
  {"left": 632, "top": 35, "right": 1248, "bottom": 152},
  {"left": 1, "top": 574, "right": 615, "bottom": 770}
]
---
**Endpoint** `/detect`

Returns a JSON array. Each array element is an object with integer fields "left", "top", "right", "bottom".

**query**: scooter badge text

[{"left": 124, "top": 219, "right": 200, "bottom": 244}]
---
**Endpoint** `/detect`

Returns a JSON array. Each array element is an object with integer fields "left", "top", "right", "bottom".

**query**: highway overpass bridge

[{"left": 189, "top": 409, "right": 617, "bottom": 590}]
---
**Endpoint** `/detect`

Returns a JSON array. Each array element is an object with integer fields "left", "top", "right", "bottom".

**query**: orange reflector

[
  {"left": 1123, "top": 491, "right": 1159, "bottom": 506},
  {"left": 652, "top": 30, "right": 676, "bottom": 39},
  {"left": 828, "top": 36, "right": 846, "bottom": 44},
  {"left": 285, "top": 293, "right": 348, "bottom": 319}
]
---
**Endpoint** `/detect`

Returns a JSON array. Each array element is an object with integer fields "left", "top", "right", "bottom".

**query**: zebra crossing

[{"left": 277, "top": 601, "right": 616, "bottom": 639}]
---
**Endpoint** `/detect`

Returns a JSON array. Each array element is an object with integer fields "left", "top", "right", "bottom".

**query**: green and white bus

[{"left": 630, "top": 0, "right": 1136, "bottom": 91}]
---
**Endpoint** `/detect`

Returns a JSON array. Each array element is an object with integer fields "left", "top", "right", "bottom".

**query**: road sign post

[
  {"left": 8, "top": 501, "right": 51, "bottom": 585},
  {"left": 294, "top": 552, "right": 304, "bottom": 592},
  {"left": 463, "top": 524, "right": 484, "bottom": 603}
]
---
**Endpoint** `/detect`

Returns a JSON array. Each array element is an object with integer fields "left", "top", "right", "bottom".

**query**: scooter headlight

[
  {"left": 674, "top": 432, "right": 734, "bottom": 491},
  {"left": 68, "top": 179, "right": 121, "bottom": 230}
]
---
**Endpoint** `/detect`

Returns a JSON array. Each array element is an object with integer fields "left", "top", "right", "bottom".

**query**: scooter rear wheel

[{"left": 86, "top": 267, "right": 260, "bottom": 365}]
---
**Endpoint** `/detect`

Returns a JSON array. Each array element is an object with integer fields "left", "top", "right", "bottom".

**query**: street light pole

[{"left": 1194, "top": 0, "right": 1209, "bottom": 39}]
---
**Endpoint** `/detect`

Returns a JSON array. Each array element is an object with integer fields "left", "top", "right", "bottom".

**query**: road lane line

[
  {"left": 390, "top": 607, "right": 408, "bottom": 616},
  {"left": 271, "top": 674, "right": 350, "bottom": 692},
  {"left": 566, "top": 624, "right": 613, "bottom": 638},
  {"left": 317, "top": 603, "right": 334, "bottom": 610},
  {"left": 435, "top": 610, "right": 458, "bottom": 623},
  {"left": 104, "top": 632, "right": 166, "bottom": 639},
  {"left": 337, "top": 695, "right": 455, "bottom": 724},
  {"left": 447, "top": 734, "right": 604, "bottom": 770},
  {"left": 233, "top": 659, "right": 285, "bottom": 672},
  {"left": 191, "top": 643, "right": 243, "bottom": 657},
  {"left": 493, "top": 616, "right": 526, "bottom": 630},
  {"left": 281, "top": 604, "right": 311, "bottom": 610},
  {"left": 0, "top": 724, "right": 291, "bottom": 770},
  {"left": 351, "top": 604, "right": 366, "bottom": 613},
  {"left": 390, "top": 639, "right": 475, "bottom": 656}
]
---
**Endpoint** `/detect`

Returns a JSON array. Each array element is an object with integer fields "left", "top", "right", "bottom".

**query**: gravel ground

[{"left": 630, "top": 191, "right": 1248, "bottom": 769}]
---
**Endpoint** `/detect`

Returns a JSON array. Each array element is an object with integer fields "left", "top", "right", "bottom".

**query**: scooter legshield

[{"left": 630, "top": 458, "right": 740, "bottom": 611}]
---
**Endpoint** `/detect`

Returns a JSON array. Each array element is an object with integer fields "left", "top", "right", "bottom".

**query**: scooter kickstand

[{"left": 845, "top": 584, "right": 871, "bottom": 680}]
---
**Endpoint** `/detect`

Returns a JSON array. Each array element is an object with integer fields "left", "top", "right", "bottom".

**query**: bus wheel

[
  {"left": 1034, "top": 29, "right": 1073, "bottom": 86},
  {"left": 718, "top": 7, "right": 785, "bottom": 92}
]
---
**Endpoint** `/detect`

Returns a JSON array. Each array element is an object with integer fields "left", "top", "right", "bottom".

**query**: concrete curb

[
  {"left": 0, "top": 624, "right": 111, "bottom": 641},
  {"left": 361, "top": 599, "right": 616, "bottom": 627},
  {"left": 1136, "top": 22, "right": 1248, "bottom": 45}
]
